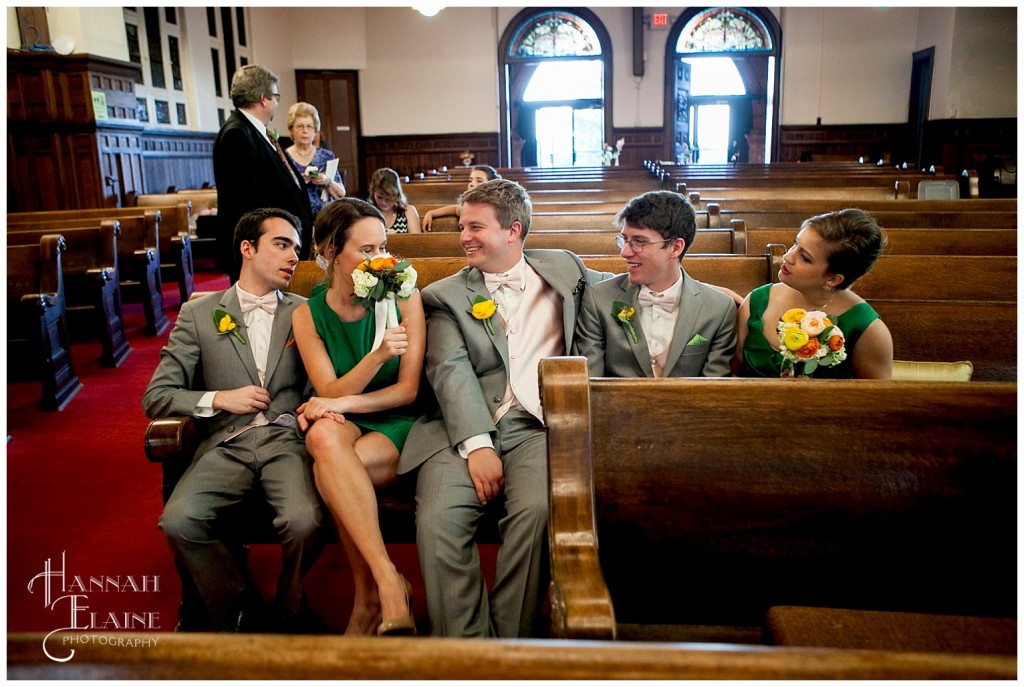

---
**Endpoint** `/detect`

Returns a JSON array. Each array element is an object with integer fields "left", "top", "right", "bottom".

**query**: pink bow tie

[
  {"left": 484, "top": 270, "right": 524, "bottom": 294},
  {"left": 638, "top": 289, "right": 677, "bottom": 313},
  {"left": 239, "top": 291, "right": 278, "bottom": 315}
]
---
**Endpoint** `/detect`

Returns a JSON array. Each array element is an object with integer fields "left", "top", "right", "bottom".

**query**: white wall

[
  {"left": 361, "top": 7, "right": 498, "bottom": 136},
  {"left": 948, "top": 7, "right": 1017, "bottom": 119},
  {"left": 7, "top": 7, "right": 1016, "bottom": 134}
]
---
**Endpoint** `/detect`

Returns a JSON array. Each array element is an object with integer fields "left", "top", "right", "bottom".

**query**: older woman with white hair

[{"left": 285, "top": 101, "right": 346, "bottom": 218}]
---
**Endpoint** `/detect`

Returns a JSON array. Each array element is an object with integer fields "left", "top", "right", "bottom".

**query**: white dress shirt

[{"left": 638, "top": 272, "right": 683, "bottom": 377}]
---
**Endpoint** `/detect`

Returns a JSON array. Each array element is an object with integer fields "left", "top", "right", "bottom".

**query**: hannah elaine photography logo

[{"left": 27, "top": 551, "right": 164, "bottom": 662}]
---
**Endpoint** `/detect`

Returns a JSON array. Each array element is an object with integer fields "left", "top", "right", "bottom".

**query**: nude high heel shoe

[{"left": 377, "top": 576, "right": 416, "bottom": 637}]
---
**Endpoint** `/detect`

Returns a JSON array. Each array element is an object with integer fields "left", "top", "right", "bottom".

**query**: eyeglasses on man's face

[
  {"left": 615, "top": 234, "right": 674, "bottom": 253},
  {"left": 266, "top": 92, "right": 281, "bottom": 101}
]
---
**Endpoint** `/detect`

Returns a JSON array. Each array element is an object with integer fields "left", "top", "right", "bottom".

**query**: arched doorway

[
  {"left": 498, "top": 9, "right": 613, "bottom": 168},
  {"left": 663, "top": 8, "right": 781, "bottom": 164}
]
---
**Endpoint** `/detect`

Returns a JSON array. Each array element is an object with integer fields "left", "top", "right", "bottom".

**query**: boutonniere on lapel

[
  {"left": 267, "top": 128, "right": 280, "bottom": 145},
  {"left": 214, "top": 309, "right": 248, "bottom": 344},
  {"left": 612, "top": 300, "right": 638, "bottom": 344},
  {"left": 572, "top": 276, "right": 587, "bottom": 296},
  {"left": 467, "top": 295, "right": 497, "bottom": 336}
]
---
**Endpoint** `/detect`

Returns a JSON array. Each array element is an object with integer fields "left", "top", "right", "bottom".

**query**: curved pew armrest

[
  {"left": 145, "top": 417, "right": 197, "bottom": 464},
  {"left": 540, "top": 356, "right": 616, "bottom": 640}
]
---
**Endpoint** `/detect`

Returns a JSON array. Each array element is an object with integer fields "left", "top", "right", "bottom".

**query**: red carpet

[{"left": 6, "top": 272, "right": 464, "bottom": 636}]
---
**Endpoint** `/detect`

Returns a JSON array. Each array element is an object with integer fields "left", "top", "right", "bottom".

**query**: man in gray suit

[
  {"left": 573, "top": 191, "right": 737, "bottom": 377},
  {"left": 398, "top": 179, "right": 607, "bottom": 637},
  {"left": 143, "top": 207, "right": 321, "bottom": 632}
]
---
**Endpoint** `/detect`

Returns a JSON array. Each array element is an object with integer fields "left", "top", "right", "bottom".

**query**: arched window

[
  {"left": 499, "top": 9, "right": 613, "bottom": 167},
  {"left": 664, "top": 7, "right": 781, "bottom": 164}
]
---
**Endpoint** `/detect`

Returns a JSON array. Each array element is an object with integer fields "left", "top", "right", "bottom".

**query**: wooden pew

[
  {"left": 8, "top": 207, "right": 195, "bottom": 303},
  {"left": 385, "top": 229, "right": 734, "bottom": 257},
  {"left": 733, "top": 222, "right": 1017, "bottom": 256},
  {"left": 722, "top": 209, "right": 1016, "bottom": 230},
  {"left": 8, "top": 223, "right": 131, "bottom": 368},
  {"left": 6, "top": 235, "right": 83, "bottom": 411},
  {"left": 6, "top": 632, "right": 1015, "bottom": 680},
  {"left": 8, "top": 216, "right": 169, "bottom": 336},
  {"left": 763, "top": 245, "right": 1016, "bottom": 303},
  {"left": 540, "top": 357, "right": 1016, "bottom": 645},
  {"left": 872, "top": 299, "right": 1017, "bottom": 382},
  {"left": 689, "top": 196, "right": 1016, "bottom": 215}
]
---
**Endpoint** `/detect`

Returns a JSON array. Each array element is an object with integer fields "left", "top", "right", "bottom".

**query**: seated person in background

[
  {"left": 369, "top": 167, "right": 422, "bottom": 234},
  {"left": 292, "top": 198, "right": 425, "bottom": 636},
  {"left": 734, "top": 208, "right": 893, "bottom": 379},
  {"left": 143, "top": 208, "right": 322, "bottom": 633},
  {"left": 422, "top": 165, "right": 501, "bottom": 232},
  {"left": 284, "top": 102, "right": 346, "bottom": 220},
  {"left": 573, "top": 191, "right": 737, "bottom": 377},
  {"left": 398, "top": 178, "right": 610, "bottom": 637}
]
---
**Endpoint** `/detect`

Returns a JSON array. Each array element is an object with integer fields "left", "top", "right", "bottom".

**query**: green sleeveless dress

[
  {"left": 740, "top": 283, "right": 880, "bottom": 379},
  {"left": 307, "top": 289, "right": 418, "bottom": 451}
]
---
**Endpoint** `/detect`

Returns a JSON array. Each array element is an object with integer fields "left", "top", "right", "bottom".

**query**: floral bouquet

[
  {"left": 776, "top": 308, "right": 846, "bottom": 376},
  {"left": 304, "top": 165, "right": 320, "bottom": 178},
  {"left": 601, "top": 138, "right": 625, "bottom": 166},
  {"left": 352, "top": 254, "right": 418, "bottom": 352},
  {"left": 459, "top": 151, "right": 475, "bottom": 167}
]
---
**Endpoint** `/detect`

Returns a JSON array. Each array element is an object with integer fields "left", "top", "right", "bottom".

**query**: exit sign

[{"left": 651, "top": 13, "right": 669, "bottom": 28}]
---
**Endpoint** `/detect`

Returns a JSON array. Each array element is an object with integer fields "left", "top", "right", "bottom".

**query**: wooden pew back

[
  {"left": 8, "top": 216, "right": 169, "bottom": 335},
  {"left": 6, "top": 235, "right": 82, "bottom": 410},
  {"left": 7, "top": 632, "right": 1016, "bottom": 680},
  {"left": 540, "top": 357, "right": 1017, "bottom": 638},
  {"left": 384, "top": 230, "right": 734, "bottom": 258},
  {"left": 734, "top": 223, "right": 1017, "bottom": 256},
  {"left": 289, "top": 253, "right": 772, "bottom": 302}
]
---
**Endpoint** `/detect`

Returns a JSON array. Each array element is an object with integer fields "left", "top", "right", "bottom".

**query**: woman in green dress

[
  {"left": 733, "top": 208, "right": 893, "bottom": 379},
  {"left": 292, "top": 198, "right": 425, "bottom": 636}
]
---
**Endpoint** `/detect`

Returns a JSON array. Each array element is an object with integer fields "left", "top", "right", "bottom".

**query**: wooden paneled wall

[
  {"left": 361, "top": 128, "right": 665, "bottom": 184},
  {"left": 776, "top": 124, "right": 907, "bottom": 165},
  {"left": 140, "top": 131, "right": 216, "bottom": 195}
]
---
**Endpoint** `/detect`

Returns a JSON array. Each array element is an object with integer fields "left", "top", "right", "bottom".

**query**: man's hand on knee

[{"left": 467, "top": 447, "right": 504, "bottom": 506}]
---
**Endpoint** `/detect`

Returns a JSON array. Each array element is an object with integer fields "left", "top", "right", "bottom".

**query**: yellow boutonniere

[
  {"left": 612, "top": 300, "right": 638, "bottom": 344},
  {"left": 214, "top": 309, "right": 248, "bottom": 344},
  {"left": 468, "top": 295, "right": 497, "bottom": 336}
]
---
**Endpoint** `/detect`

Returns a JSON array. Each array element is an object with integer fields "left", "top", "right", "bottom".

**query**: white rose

[
  {"left": 397, "top": 266, "right": 418, "bottom": 298},
  {"left": 800, "top": 310, "right": 829, "bottom": 337},
  {"left": 352, "top": 270, "right": 379, "bottom": 298}
]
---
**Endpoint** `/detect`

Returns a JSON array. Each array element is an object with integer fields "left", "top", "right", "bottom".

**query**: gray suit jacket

[
  {"left": 142, "top": 287, "right": 309, "bottom": 458},
  {"left": 398, "top": 249, "right": 608, "bottom": 474},
  {"left": 571, "top": 271, "right": 736, "bottom": 378}
]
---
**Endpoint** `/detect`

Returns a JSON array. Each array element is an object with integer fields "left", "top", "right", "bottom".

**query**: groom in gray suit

[
  {"left": 573, "top": 191, "right": 736, "bottom": 377},
  {"left": 399, "top": 179, "right": 608, "bottom": 637},
  {"left": 143, "top": 207, "right": 321, "bottom": 632}
]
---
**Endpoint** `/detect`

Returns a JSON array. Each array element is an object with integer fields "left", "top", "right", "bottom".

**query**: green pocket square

[{"left": 687, "top": 334, "right": 709, "bottom": 346}]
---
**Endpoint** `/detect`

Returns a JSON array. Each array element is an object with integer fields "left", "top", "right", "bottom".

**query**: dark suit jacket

[{"left": 213, "top": 110, "right": 314, "bottom": 273}]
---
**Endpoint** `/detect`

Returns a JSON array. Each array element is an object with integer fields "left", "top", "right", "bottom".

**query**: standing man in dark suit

[
  {"left": 143, "top": 208, "right": 321, "bottom": 632},
  {"left": 214, "top": 64, "right": 313, "bottom": 283},
  {"left": 398, "top": 179, "right": 609, "bottom": 638}
]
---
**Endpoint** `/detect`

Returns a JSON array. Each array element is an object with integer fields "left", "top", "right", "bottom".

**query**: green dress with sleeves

[
  {"left": 739, "top": 283, "right": 880, "bottom": 379},
  {"left": 307, "top": 290, "right": 418, "bottom": 451}
]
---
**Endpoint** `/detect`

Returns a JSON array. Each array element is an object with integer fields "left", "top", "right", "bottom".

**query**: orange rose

[
  {"left": 369, "top": 256, "right": 397, "bottom": 271},
  {"left": 794, "top": 338, "right": 820, "bottom": 359},
  {"left": 828, "top": 334, "right": 844, "bottom": 352}
]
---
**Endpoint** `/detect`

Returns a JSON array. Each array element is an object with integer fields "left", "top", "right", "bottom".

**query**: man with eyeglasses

[
  {"left": 214, "top": 64, "right": 314, "bottom": 283},
  {"left": 572, "top": 191, "right": 737, "bottom": 378}
]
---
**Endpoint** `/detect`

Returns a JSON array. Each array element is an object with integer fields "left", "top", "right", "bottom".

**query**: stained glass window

[
  {"left": 677, "top": 8, "right": 771, "bottom": 54},
  {"left": 509, "top": 11, "right": 601, "bottom": 58}
]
